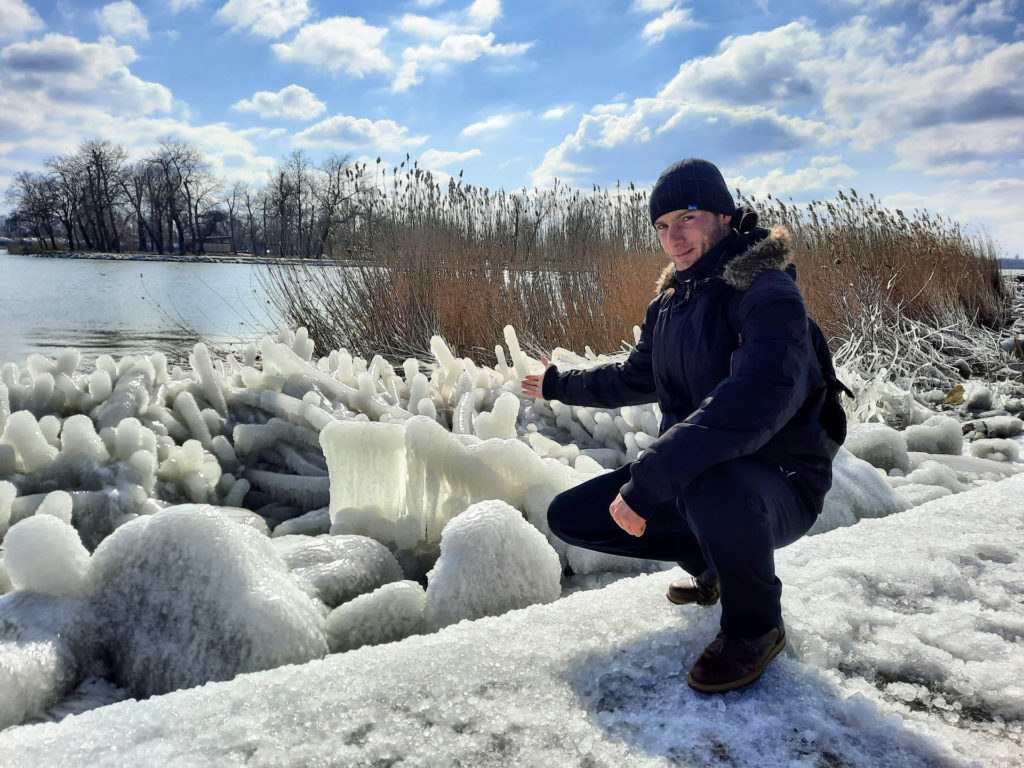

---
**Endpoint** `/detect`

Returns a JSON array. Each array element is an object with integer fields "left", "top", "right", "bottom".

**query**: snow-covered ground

[
  {"left": 1, "top": 326, "right": 1023, "bottom": 766},
  {"left": 0, "top": 477, "right": 1021, "bottom": 767}
]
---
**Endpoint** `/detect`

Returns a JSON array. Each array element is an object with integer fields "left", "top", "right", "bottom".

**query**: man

[{"left": 521, "top": 158, "right": 839, "bottom": 694}]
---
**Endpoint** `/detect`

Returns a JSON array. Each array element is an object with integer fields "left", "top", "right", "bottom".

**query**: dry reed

[{"left": 261, "top": 167, "right": 1008, "bottom": 382}]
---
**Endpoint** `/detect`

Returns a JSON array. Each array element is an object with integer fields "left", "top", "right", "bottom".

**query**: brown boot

[
  {"left": 687, "top": 624, "right": 786, "bottom": 694},
  {"left": 666, "top": 571, "right": 720, "bottom": 606}
]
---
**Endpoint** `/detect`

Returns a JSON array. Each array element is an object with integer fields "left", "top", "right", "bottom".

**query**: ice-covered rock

[
  {"left": 424, "top": 499, "right": 561, "bottom": 630},
  {"left": 325, "top": 580, "right": 426, "bottom": 653},
  {"left": 907, "top": 452, "right": 1023, "bottom": 484},
  {"left": 810, "top": 448, "right": 908, "bottom": 534},
  {"left": 903, "top": 415, "right": 962, "bottom": 455},
  {"left": 889, "top": 460, "right": 967, "bottom": 495},
  {"left": 2, "top": 515, "right": 91, "bottom": 598},
  {"left": 970, "top": 438, "right": 1020, "bottom": 462},
  {"left": 0, "top": 480, "right": 15, "bottom": 538},
  {"left": 965, "top": 415, "right": 1024, "bottom": 439},
  {"left": 964, "top": 383, "right": 994, "bottom": 411},
  {"left": 0, "top": 592, "right": 90, "bottom": 730},
  {"left": 88, "top": 504, "right": 327, "bottom": 698},
  {"left": 842, "top": 423, "right": 909, "bottom": 473},
  {"left": 274, "top": 534, "right": 404, "bottom": 608},
  {"left": 892, "top": 483, "right": 953, "bottom": 508},
  {"left": 271, "top": 506, "right": 332, "bottom": 537},
  {"left": 0, "top": 411, "right": 58, "bottom": 474}
]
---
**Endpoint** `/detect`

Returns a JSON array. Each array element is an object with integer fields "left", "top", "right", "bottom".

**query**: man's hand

[
  {"left": 609, "top": 493, "right": 646, "bottom": 537},
  {"left": 520, "top": 355, "right": 551, "bottom": 399}
]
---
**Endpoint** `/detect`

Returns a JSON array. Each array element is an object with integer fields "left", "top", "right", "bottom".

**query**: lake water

[{"left": 0, "top": 250, "right": 286, "bottom": 368}]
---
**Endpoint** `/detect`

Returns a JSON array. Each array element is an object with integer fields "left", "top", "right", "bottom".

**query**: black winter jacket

[{"left": 541, "top": 226, "right": 834, "bottom": 518}]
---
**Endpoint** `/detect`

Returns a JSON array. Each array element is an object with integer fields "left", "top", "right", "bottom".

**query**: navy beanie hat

[{"left": 649, "top": 158, "right": 735, "bottom": 224}]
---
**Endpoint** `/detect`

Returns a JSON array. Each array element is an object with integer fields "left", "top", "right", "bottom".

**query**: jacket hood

[{"left": 655, "top": 225, "right": 793, "bottom": 295}]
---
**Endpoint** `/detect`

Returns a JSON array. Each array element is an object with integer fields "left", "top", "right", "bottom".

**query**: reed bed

[{"left": 262, "top": 166, "right": 1009, "bottom": 384}]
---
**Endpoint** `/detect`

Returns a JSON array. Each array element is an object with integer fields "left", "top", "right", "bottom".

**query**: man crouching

[{"left": 521, "top": 158, "right": 839, "bottom": 693}]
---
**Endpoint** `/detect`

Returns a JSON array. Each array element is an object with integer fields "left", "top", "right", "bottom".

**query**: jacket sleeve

[
  {"left": 541, "top": 299, "right": 660, "bottom": 408},
  {"left": 619, "top": 272, "right": 813, "bottom": 515}
]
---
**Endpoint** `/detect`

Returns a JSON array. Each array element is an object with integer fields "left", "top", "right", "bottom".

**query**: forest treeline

[{"left": 2, "top": 138, "right": 383, "bottom": 258}]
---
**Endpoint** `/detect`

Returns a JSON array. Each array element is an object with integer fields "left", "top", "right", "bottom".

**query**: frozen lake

[{"left": 0, "top": 250, "right": 284, "bottom": 367}]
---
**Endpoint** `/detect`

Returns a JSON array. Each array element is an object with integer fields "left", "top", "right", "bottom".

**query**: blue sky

[{"left": 1, "top": 0, "right": 1022, "bottom": 254}]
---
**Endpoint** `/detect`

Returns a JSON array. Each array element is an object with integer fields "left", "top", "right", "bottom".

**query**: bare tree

[{"left": 6, "top": 171, "right": 59, "bottom": 248}]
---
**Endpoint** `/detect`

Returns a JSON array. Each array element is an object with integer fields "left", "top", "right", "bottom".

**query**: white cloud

[
  {"left": 231, "top": 84, "right": 325, "bottom": 120},
  {"left": 659, "top": 21, "right": 826, "bottom": 106},
  {"left": 882, "top": 178, "right": 1024, "bottom": 258},
  {"left": 729, "top": 157, "right": 858, "bottom": 199},
  {"left": 0, "top": 0, "right": 44, "bottom": 40},
  {"left": 394, "top": 14, "right": 459, "bottom": 40},
  {"left": 271, "top": 17, "right": 391, "bottom": 76},
  {"left": 530, "top": 95, "right": 834, "bottom": 188},
  {"left": 631, "top": 0, "right": 675, "bottom": 11},
  {"left": 293, "top": 114, "right": 428, "bottom": 151},
  {"left": 890, "top": 118, "right": 1024, "bottom": 175},
  {"left": 419, "top": 148, "right": 483, "bottom": 168},
  {"left": 170, "top": 0, "right": 205, "bottom": 10},
  {"left": 461, "top": 112, "right": 524, "bottom": 136},
  {"left": 466, "top": 0, "right": 502, "bottom": 29},
  {"left": 0, "top": 34, "right": 172, "bottom": 117},
  {"left": 394, "top": 32, "right": 532, "bottom": 92},
  {"left": 641, "top": 6, "right": 698, "bottom": 43},
  {"left": 216, "top": 0, "right": 310, "bottom": 39},
  {"left": 821, "top": 35, "right": 1024, "bottom": 149},
  {"left": 95, "top": 1, "right": 150, "bottom": 42},
  {"left": 543, "top": 106, "right": 572, "bottom": 120}
]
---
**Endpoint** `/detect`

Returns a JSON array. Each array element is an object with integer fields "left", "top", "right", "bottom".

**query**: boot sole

[
  {"left": 686, "top": 633, "right": 787, "bottom": 694},
  {"left": 666, "top": 590, "right": 719, "bottom": 606}
]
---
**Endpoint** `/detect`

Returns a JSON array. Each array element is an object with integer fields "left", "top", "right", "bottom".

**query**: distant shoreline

[{"left": 9, "top": 250, "right": 334, "bottom": 267}]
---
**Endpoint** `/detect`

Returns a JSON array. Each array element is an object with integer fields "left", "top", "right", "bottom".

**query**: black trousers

[{"left": 547, "top": 458, "right": 821, "bottom": 638}]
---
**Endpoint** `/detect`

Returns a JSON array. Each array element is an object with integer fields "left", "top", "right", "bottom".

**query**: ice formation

[
  {"left": 843, "top": 423, "right": 910, "bottom": 472},
  {"left": 0, "top": 592, "right": 87, "bottom": 730},
  {"left": 1, "top": 515, "right": 91, "bottom": 599},
  {"left": 424, "top": 499, "right": 562, "bottom": 629},
  {"left": 808, "top": 448, "right": 907, "bottom": 534},
  {"left": 88, "top": 504, "right": 327, "bottom": 697},
  {"left": 903, "top": 414, "right": 963, "bottom": 455},
  {"left": 325, "top": 580, "right": 426, "bottom": 653},
  {"left": 273, "top": 534, "right": 404, "bottom": 608},
  {"left": 1, "top": 322, "right": 1023, "bottom": 734}
]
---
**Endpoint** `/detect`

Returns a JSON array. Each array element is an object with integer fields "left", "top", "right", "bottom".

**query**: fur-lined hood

[{"left": 655, "top": 225, "right": 793, "bottom": 295}]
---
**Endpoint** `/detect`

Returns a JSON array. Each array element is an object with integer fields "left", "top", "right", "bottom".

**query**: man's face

[{"left": 654, "top": 208, "right": 732, "bottom": 271}]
